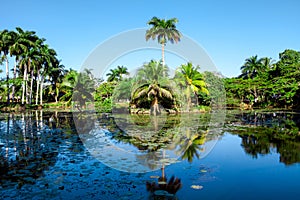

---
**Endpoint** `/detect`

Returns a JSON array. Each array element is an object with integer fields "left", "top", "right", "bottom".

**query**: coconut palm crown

[{"left": 145, "top": 17, "right": 182, "bottom": 66}]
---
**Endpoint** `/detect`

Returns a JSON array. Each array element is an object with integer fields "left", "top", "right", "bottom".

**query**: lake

[{"left": 0, "top": 110, "right": 299, "bottom": 199}]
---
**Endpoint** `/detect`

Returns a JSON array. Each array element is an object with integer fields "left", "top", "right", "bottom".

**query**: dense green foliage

[{"left": 225, "top": 49, "right": 300, "bottom": 109}]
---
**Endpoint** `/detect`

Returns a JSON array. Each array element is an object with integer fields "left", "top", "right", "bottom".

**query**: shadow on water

[{"left": 225, "top": 111, "right": 300, "bottom": 165}]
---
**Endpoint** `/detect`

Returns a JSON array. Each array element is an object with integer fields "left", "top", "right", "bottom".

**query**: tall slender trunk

[
  {"left": 161, "top": 43, "right": 165, "bottom": 66},
  {"left": 21, "top": 64, "right": 27, "bottom": 104},
  {"left": 40, "top": 75, "right": 44, "bottom": 105},
  {"left": 25, "top": 60, "right": 31, "bottom": 104},
  {"left": 6, "top": 57, "right": 10, "bottom": 104},
  {"left": 11, "top": 59, "right": 17, "bottom": 103},
  {"left": 35, "top": 69, "right": 40, "bottom": 105},
  {"left": 161, "top": 43, "right": 165, "bottom": 77},
  {"left": 29, "top": 69, "right": 34, "bottom": 104}
]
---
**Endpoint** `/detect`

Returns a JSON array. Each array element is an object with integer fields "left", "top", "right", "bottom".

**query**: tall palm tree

[
  {"left": 240, "top": 55, "right": 262, "bottom": 79},
  {"left": 0, "top": 30, "right": 14, "bottom": 103},
  {"left": 39, "top": 45, "right": 58, "bottom": 105},
  {"left": 176, "top": 62, "right": 208, "bottom": 111},
  {"left": 131, "top": 60, "right": 175, "bottom": 115},
  {"left": 145, "top": 17, "right": 182, "bottom": 67},
  {"left": 9, "top": 29, "right": 26, "bottom": 102},
  {"left": 16, "top": 29, "right": 39, "bottom": 104}
]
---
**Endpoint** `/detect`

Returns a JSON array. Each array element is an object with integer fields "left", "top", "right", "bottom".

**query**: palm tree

[
  {"left": 240, "top": 55, "right": 262, "bottom": 79},
  {"left": 116, "top": 65, "right": 129, "bottom": 80},
  {"left": 259, "top": 57, "right": 274, "bottom": 72},
  {"left": 176, "top": 62, "right": 208, "bottom": 111},
  {"left": 106, "top": 65, "right": 129, "bottom": 82},
  {"left": 46, "top": 62, "right": 66, "bottom": 104},
  {"left": 60, "top": 69, "right": 79, "bottom": 104},
  {"left": 16, "top": 29, "right": 39, "bottom": 104},
  {"left": 131, "top": 60, "right": 175, "bottom": 115},
  {"left": 61, "top": 69, "right": 95, "bottom": 107},
  {"left": 145, "top": 17, "right": 182, "bottom": 67},
  {"left": 0, "top": 29, "right": 14, "bottom": 103},
  {"left": 9, "top": 29, "right": 27, "bottom": 102},
  {"left": 106, "top": 68, "right": 119, "bottom": 82},
  {"left": 38, "top": 44, "right": 58, "bottom": 105}
]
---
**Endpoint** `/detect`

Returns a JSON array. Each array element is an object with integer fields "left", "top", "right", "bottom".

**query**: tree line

[
  {"left": 2, "top": 17, "right": 299, "bottom": 112},
  {"left": 0, "top": 27, "right": 65, "bottom": 106},
  {"left": 225, "top": 49, "right": 300, "bottom": 109}
]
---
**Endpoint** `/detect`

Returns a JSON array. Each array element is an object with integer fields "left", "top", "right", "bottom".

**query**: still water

[{"left": 0, "top": 110, "right": 299, "bottom": 199}]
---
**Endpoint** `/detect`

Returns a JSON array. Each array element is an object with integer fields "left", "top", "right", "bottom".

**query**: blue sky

[{"left": 1, "top": 0, "right": 300, "bottom": 77}]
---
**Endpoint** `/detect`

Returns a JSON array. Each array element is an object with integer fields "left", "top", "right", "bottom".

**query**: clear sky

[{"left": 1, "top": 0, "right": 300, "bottom": 78}]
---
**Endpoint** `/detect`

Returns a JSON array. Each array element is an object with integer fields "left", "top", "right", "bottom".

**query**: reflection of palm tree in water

[
  {"left": 146, "top": 165, "right": 182, "bottom": 199},
  {"left": 176, "top": 129, "right": 207, "bottom": 163},
  {"left": 146, "top": 116, "right": 182, "bottom": 199}
]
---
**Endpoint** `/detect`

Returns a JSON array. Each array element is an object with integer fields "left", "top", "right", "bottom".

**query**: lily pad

[
  {"left": 191, "top": 185, "right": 203, "bottom": 190},
  {"left": 150, "top": 175, "right": 160, "bottom": 179}
]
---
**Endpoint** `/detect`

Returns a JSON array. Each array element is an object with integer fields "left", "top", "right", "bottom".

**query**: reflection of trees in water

[
  {"left": 228, "top": 112, "right": 300, "bottom": 165},
  {"left": 277, "top": 141, "right": 300, "bottom": 165},
  {"left": 0, "top": 111, "right": 84, "bottom": 188},
  {"left": 173, "top": 128, "right": 207, "bottom": 163},
  {"left": 97, "top": 113, "right": 212, "bottom": 165},
  {"left": 0, "top": 111, "right": 60, "bottom": 188}
]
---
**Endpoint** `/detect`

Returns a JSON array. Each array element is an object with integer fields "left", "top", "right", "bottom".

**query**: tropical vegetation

[
  {"left": 225, "top": 49, "right": 300, "bottom": 109},
  {"left": 1, "top": 19, "right": 300, "bottom": 112}
]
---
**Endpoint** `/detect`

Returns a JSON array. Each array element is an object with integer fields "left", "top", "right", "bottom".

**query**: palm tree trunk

[
  {"left": 21, "top": 64, "right": 27, "bottom": 104},
  {"left": 11, "top": 59, "right": 17, "bottom": 103},
  {"left": 40, "top": 75, "right": 44, "bottom": 105},
  {"left": 151, "top": 96, "right": 160, "bottom": 116},
  {"left": 161, "top": 43, "right": 165, "bottom": 65},
  {"left": 6, "top": 57, "right": 10, "bottom": 104},
  {"left": 161, "top": 43, "right": 165, "bottom": 76},
  {"left": 35, "top": 69, "right": 40, "bottom": 105},
  {"left": 29, "top": 69, "right": 34, "bottom": 104},
  {"left": 25, "top": 60, "right": 31, "bottom": 104}
]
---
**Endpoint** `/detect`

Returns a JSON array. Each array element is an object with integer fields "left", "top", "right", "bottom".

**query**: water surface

[{"left": 0, "top": 111, "right": 299, "bottom": 199}]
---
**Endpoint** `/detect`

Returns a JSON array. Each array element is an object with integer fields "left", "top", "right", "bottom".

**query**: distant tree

[
  {"left": 106, "top": 65, "right": 129, "bottom": 82},
  {"left": 146, "top": 17, "right": 182, "bottom": 67},
  {"left": 240, "top": 55, "right": 262, "bottom": 79}
]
